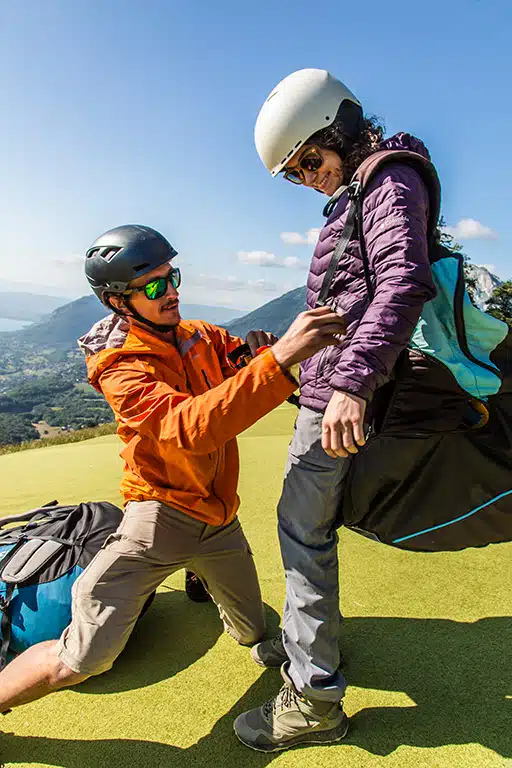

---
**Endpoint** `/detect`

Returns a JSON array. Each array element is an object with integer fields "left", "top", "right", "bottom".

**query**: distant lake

[{"left": 0, "top": 317, "right": 33, "bottom": 332}]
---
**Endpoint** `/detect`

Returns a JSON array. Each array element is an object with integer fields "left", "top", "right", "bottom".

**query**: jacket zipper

[
  {"left": 317, "top": 346, "right": 330, "bottom": 379},
  {"left": 202, "top": 369, "right": 212, "bottom": 389}
]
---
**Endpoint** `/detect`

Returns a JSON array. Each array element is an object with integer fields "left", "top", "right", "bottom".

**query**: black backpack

[
  {"left": 0, "top": 501, "right": 137, "bottom": 668},
  {"left": 318, "top": 149, "right": 512, "bottom": 551}
]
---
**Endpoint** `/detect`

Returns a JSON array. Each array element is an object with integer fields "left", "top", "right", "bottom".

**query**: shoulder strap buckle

[{"left": 347, "top": 180, "right": 361, "bottom": 201}]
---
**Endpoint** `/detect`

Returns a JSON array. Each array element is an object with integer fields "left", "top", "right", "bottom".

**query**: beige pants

[{"left": 56, "top": 500, "right": 265, "bottom": 675}]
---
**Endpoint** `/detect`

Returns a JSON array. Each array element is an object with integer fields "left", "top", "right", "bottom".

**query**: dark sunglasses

[
  {"left": 283, "top": 146, "right": 324, "bottom": 185},
  {"left": 126, "top": 266, "right": 181, "bottom": 301}
]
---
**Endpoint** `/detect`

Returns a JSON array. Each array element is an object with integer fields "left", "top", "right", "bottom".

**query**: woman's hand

[{"left": 322, "top": 390, "right": 367, "bottom": 458}]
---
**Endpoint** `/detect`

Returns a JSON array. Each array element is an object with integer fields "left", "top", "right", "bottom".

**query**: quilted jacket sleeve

[{"left": 330, "top": 164, "right": 437, "bottom": 400}]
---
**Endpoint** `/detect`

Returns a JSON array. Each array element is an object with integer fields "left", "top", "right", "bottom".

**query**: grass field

[{"left": 0, "top": 403, "right": 510, "bottom": 768}]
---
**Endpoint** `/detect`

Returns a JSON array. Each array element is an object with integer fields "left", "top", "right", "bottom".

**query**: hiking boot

[
  {"left": 233, "top": 662, "right": 348, "bottom": 753},
  {"left": 185, "top": 571, "right": 211, "bottom": 603},
  {"left": 250, "top": 633, "right": 288, "bottom": 668}
]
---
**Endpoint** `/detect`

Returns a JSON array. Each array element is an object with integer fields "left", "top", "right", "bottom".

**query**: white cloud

[
  {"left": 283, "top": 256, "right": 306, "bottom": 269},
  {"left": 51, "top": 252, "right": 83, "bottom": 267},
  {"left": 187, "top": 273, "right": 278, "bottom": 293},
  {"left": 237, "top": 251, "right": 305, "bottom": 269},
  {"left": 444, "top": 218, "right": 497, "bottom": 240},
  {"left": 280, "top": 228, "right": 321, "bottom": 246},
  {"left": 280, "top": 232, "right": 307, "bottom": 245},
  {"left": 179, "top": 271, "right": 304, "bottom": 311},
  {"left": 237, "top": 251, "right": 280, "bottom": 267},
  {"left": 306, "top": 228, "right": 321, "bottom": 245},
  {"left": 248, "top": 278, "right": 279, "bottom": 293}
]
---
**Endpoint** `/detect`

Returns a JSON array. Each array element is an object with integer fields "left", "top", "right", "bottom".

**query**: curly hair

[{"left": 307, "top": 116, "right": 385, "bottom": 183}]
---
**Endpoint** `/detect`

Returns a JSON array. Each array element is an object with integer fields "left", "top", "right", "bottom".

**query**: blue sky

[{"left": 1, "top": 0, "right": 510, "bottom": 310}]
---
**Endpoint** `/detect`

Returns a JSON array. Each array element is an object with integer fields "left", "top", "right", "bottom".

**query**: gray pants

[{"left": 278, "top": 406, "right": 350, "bottom": 702}]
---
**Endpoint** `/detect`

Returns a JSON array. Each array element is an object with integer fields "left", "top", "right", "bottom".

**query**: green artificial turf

[{"left": 0, "top": 403, "right": 510, "bottom": 768}]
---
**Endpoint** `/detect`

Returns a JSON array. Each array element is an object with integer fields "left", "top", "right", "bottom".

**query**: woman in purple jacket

[{"left": 234, "top": 68, "right": 437, "bottom": 752}]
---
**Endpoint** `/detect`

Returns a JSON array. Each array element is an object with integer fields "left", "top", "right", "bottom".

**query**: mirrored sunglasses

[
  {"left": 129, "top": 266, "right": 181, "bottom": 301},
  {"left": 283, "top": 147, "right": 324, "bottom": 184}
]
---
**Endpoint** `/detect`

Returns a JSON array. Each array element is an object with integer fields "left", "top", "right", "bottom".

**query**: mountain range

[
  {"left": 465, "top": 264, "right": 502, "bottom": 310},
  {"left": 226, "top": 286, "right": 307, "bottom": 339},
  {"left": 226, "top": 263, "right": 504, "bottom": 339},
  {"left": 0, "top": 292, "right": 69, "bottom": 322},
  {"left": 0, "top": 264, "right": 503, "bottom": 349},
  {"left": 0, "top": 296, "right": 243, "bottom": 348}
]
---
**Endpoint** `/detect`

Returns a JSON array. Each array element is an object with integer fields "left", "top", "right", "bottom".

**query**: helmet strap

[{"left": 106, "top": 295, "right": 177, "bottom": 334}]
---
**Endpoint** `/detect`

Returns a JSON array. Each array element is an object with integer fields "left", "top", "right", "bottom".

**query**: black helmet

[{"left": 85, "top": 224, "right": 178, "bottom": 305}]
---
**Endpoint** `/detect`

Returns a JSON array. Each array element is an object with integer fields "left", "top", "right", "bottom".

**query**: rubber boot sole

[{"left": 233, "top": 714, "right": 349, "bottom": 753}]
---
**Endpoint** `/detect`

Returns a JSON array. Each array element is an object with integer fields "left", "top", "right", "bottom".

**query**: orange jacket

[{"left": 79, "top": 314, "right": 296, "bottom": 526}]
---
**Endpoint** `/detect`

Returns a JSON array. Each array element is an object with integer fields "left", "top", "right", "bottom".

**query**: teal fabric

[
  {"left": 410, "top": 257, "right": 508, "bottom": 398},
  {"left": 0, "top": 544, "right": 82, "bottom": 655}
]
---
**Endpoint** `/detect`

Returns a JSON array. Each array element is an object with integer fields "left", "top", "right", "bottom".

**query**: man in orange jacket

[{"left": 0, "top": 224, "right": 345, "bottom": 714}]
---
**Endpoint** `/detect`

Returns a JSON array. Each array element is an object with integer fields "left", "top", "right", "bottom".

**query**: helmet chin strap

[{"left": 108, "top": 297, "right": 177, "bottom": 334}]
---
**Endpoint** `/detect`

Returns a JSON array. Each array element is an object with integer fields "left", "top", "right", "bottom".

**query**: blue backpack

[{"left": 0, "top": 501, "right": 124, "bottom": 668}]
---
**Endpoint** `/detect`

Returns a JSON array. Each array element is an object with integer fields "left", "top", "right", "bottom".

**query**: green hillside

[
  {"left": 226, "top": 286, "right": 306, "bottom": 338},
  {"left": 17, "top": 296, "right": 110, "bottom": 348},
  {"left": 0, "top": 405, "right": 510, "bottom": 768},
  {"left": 0, "top": 299, "right": 244, "bottom": 440},
  {"left": 2, "top": 296, "right": 243, "bottom": 351}
]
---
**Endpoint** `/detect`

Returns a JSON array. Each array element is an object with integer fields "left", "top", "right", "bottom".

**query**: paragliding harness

[
  {"left": 0, "top": 500, "right": 152, "bottom": 670},
  {"left": 317, "top": 149, "right": 512, "bottom": 551}
]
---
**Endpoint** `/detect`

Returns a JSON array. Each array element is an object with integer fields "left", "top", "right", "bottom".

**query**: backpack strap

[
  {"left": 316, "top": 149, "right": 441, "bottom": 307},
  {"left": 353, "top": 149, "right": 441, "bottom": 242},
  {"left": 317, "top": 184, "right": 360, "bottom": 306},
  {"left": 0, "top": 539, "right": 65, "bottom": 584},
  {"left": 0, "top": 583, "right": 14, "bottom": 671},
  {"left": 0, "top": 501, "right": 59, "bottom": 532}
]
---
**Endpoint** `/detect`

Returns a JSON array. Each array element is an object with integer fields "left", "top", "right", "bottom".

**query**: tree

[
  {"left": 485, "top": 281, "right": 512, "bottom": 327},
  {"left": 0, "top": 414, "right": 39, "bottom": 446}
]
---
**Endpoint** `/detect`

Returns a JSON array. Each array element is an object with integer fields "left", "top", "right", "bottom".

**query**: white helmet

[{"left": 255, "top": 68, "right": 363, "bottom": 177}]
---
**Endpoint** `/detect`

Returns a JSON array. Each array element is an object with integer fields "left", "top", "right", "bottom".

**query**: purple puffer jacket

[{"left": 300, "top": 132, "right": 437, "bottom": 411}]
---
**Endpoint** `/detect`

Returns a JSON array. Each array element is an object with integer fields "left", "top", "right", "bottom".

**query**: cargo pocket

[{"left": 100, "top": 532, "right": 148, "bottom": 556}]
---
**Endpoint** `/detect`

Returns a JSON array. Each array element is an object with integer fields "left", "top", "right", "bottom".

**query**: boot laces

[
  {"left": 270, "top": 635, "right": 284, "bottom": 651},
  {"left": 263, "top": 684, "right": 299, "bottom": 719}
]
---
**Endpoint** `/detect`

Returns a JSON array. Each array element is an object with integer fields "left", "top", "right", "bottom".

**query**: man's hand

[
  {"left": 271, "top": 307, "right": 346, "bottom": 370},
  {"left": 245, "top": 330, "right": 278, "bottom": 358},
  {"left": 322, "top": 390, "right": 367, "bottom": 458}
]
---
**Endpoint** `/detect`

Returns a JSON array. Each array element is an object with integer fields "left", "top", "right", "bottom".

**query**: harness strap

[
  {"left": 0, "top": 583, "right": 15, "bottom": 671},
  {"left": 316, "top": 183, "right": 359, "bottom": 307}
]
